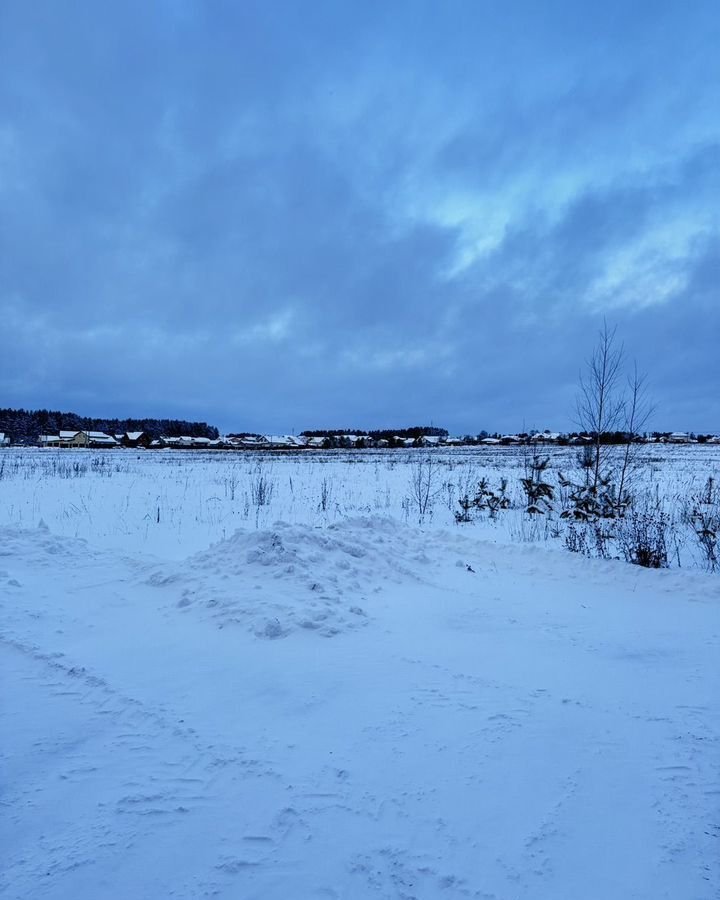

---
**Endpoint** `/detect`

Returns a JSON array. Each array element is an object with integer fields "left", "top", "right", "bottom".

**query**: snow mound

[
  {"left": 0, "top": 525, "right": 91, "bottom": 569},
  {"left": 146, "top": 518, "right": 418, "bottom": 638}
]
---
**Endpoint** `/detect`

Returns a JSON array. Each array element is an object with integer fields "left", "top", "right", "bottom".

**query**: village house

[
  {"left": 37, "top": 430, "right": 116, "bottom": 447},
  {"left": 529, "top": 431, "right": 562, "bottom": 443},
  {"left": 264, "top": 435, "right": 307, "bottom": 449},
  {"left": 120, "top": 431, "right": 152, "bottom": 448}
]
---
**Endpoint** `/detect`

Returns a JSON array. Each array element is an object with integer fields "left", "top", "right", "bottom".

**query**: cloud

[{"left": 0, "top": 1, "right": 718, "bottom": 432}]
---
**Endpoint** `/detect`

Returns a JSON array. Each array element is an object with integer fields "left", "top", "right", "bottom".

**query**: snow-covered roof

[
  {"left": 265, "top": 435, "right": 303, "bottom": 447},
  {"left": 226, "top": 435, "right": 264, "bottom": 445},
  {"left": 530, "top": 431, "right": 562, "bottom": 441},
  {"left": 87, "top": 435, "right": 117, "bottom": 445},
  {"left": 125, "top": 431, "right": 144, "bottom": 441},
  {"left": 59, "top": 430, "right": 79, "bottom": 439}
]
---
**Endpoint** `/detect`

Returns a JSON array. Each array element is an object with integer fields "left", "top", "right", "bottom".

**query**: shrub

[
  {"left": 455, "top": 477, "right": 510, "bottom": 523},
  {"left": 520, "top": 455, "right": 554, "bottom": 515},
  {"left": 617, "top": 510, "right": 669, "bottom": 569},
  {"left": 686, "top": 476, "right": 719, "bottom": 572}
]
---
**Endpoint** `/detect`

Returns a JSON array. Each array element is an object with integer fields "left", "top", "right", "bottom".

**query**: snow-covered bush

[
  {"left": 520, "top": 455, "right": 554, "bottom": 515},
  {"left": 617, "top": 508, "right": 670, "bottom": 569},
  {"left": 455, "top": 477, "right": 510, "bottom": 523}
]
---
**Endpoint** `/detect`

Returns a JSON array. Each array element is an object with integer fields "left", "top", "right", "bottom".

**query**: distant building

[
  {"left": 121, "top": 431, "right": 152, "bottom": 448},
  {"left": 264, "top": 435, "right": 306, "bottom": 449},
  {"left": 530, "top": 431, "right": 562, "bottom": 443}
]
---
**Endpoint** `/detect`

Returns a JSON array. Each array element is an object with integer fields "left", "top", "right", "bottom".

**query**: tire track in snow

[{"left": 0, "top": 634, "right": 293, "bottom": 899}]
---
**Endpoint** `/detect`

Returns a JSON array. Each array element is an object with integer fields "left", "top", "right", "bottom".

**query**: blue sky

[{"left": 1, "top": 1, "right": 718, "bottom": 433}]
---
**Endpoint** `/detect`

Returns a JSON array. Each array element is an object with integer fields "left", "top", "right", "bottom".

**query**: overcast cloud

[{"left": 1, "top": 0, "right": 718, "bottom": 433}]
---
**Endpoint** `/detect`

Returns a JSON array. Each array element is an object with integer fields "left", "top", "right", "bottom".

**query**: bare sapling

[
  {"left": 576, "top": 321, "right": 625, "bottom": 493},
  {"left": 617, "top": 363, "right": 654, "bottom": 508},
  {"left": 408, "top": 455, "right": 441, "bottom": 522}
]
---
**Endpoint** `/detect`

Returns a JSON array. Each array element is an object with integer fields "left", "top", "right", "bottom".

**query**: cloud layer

[{"left": 1, "top": 1, "right": 718, "bottom": 432}]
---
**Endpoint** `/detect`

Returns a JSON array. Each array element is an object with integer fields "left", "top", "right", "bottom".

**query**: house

[
  {"left": 225, "top": 435, "right": 268, "bottom": 449},
  {"left": 0, "top": 433, "right": 9, "bottom": 447},
  {"left": 121, "top": 431, "right": 152, "bottom": 448},
  {"left": 82, "top": 431, "right": 118, "bottom": 447},
  {"left": 264, "top": 435, "right": 306, "bottom": 449},
  {"left": 668, "top": 432, "right": 690, "bottom": 443},
  {"left": 54, "top": 431, "right": 117, "bottom": 447},
  {"left": 39, "top": 435, "right": 63, "bottom": 446},
  {"left": 530, "top": 431, "right": 562, "bottom": 443}
]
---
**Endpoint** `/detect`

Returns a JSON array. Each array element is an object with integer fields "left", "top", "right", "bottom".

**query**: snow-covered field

[
  {"left": 1, "top": 447, "right": 719, "bottom": 899},
  {"left": 1, "top": 444, "right": 719, "bottom": 561}
]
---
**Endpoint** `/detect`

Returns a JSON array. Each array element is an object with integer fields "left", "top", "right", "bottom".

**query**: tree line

[{"left": 0, "top": 408, "right": 219, "bottom": 444}]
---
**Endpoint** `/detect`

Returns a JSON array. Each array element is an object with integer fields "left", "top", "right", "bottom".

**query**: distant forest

[{"left": 0, "top": 408, "right": 219, "bottom": 444}]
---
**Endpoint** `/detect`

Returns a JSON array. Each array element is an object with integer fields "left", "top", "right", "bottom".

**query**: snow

[{"left": 1, "top": 448, "right": 719, "bottom": 898}]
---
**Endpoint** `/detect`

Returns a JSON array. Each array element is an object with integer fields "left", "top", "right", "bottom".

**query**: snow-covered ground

[
  {"left": 1, "top": 448, "right": 719, "bottom": 898},
  {"left": 0, "top": 444, "right": 718, "bottom": 562}
]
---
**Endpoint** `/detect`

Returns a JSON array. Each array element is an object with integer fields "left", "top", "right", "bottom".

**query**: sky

[{"left": 1, "top": 1, "right": 718, "bottom": 435}]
